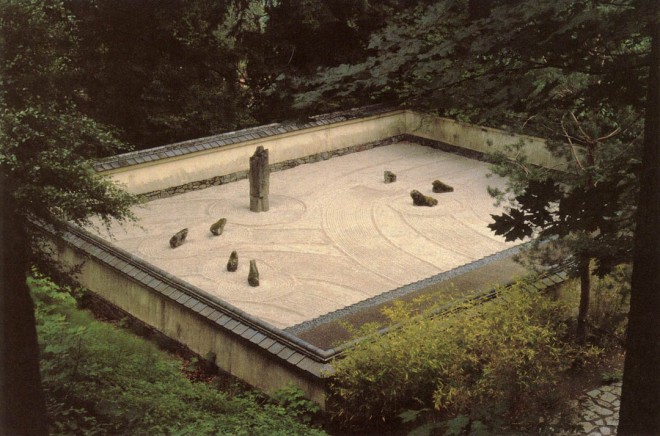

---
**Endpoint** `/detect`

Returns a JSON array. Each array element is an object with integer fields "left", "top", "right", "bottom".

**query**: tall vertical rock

[
  {"left": 248, "top": 260, "right": 260, "bottom": 287},
  {"left": 249, "top": 146, "right": 270, "bottom": 212}
]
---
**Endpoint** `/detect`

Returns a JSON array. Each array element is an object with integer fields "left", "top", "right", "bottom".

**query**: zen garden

[{"left": 1, "top": 1, "right": 658, "bottom": 436}]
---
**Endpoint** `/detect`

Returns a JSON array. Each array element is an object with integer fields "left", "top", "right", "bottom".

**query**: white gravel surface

[{"left": 92, "top": 142, "right": 520, "bottom": 328}]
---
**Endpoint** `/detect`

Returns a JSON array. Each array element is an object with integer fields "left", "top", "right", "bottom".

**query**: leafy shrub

[
  {"left": 327, "top": 282, "right": 598, "bottom": 433},
  {"left": 558, "top": 264, "right": 630, "bottom": 348},
  {"left": 272, "top": 384, "right": 322, "bottom": 425},
  {"left": 30, "top": 274, "right": 325, "bottom": 435}
]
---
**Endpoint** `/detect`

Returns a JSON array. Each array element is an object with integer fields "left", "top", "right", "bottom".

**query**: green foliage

[
  {"left": 327, "top": 283, "right": 597, "bottom": 433},
  {"left": 558, "top": 265, "right": 631, "bottom": 346},
  {"left": 294, "top": 0, "right": 649, "bottom": 125},
  {"left": 272, "top": 383, "right": 322, "bottom": 425},
  {"left": 30, "top": 274, "right": 325, "bottom": 435},
  {"left": 0, "top": 0, "right": 139, "bottom": 229},
  {"left": 487, "top": 108, "right": 641, "bottom": 277}
]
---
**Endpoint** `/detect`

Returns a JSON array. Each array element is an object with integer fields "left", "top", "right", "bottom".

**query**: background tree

[
  {"left": 1, "top": 1, "right": 137, "bottom": 433},
  {"left": 618, "top": 2, "right": 660, "bottom": 432},
  {"left": 67, "top": 0, "right": 254, "bottom": 149},
  {"left": 238, "top": 0, "right": 432, "bottom": 121}
]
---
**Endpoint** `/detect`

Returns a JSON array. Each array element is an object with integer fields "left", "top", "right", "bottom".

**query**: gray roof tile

[
  {"left": 286, "top": 352, "right": 305, "bottom": 366},
  {"left": 153, "top": 281, "right": 169, "bottom": 292},
  {"left": 224, "top": 319, "right": 239, "bottom": 331},
  {"left": 162, "top": 286, "right": 179, "bottom": 298},
  {"left": 277, "top": 348, "right": 295, "bottom": 360},
  {"left": 232, "top": 324, "right": 248, "bottom": 335},
  {"left": 250, "top": 332, "right": 267, "bottom": 345},
  {"left": 267, "top": 342, "right": 285, "bottom": 355},
  {"left": 207, "top": 310, "right": 223, "bottom": 322},
  {"left": 240, "top": 328, "right": 258, "bottom": 341},
  {"left": 132, "top": 270, "right": 148, "bottom": 282},
  {"left": 143, "top": 277, "right": 161, "bottom": 289},
  {"left": 217, "top": 314, "right": 232, "bottom": 327},
  {"left": 296, "top": 357, "right": 321, "bottom": 375},
  {"left": 199, "top": 306, "right": 214, "bottom": 317},
  {"left": 184, "top": 298, "right": 199, "bottom": 309},
  {"left": 191, "top": 302, "right": 206, "bottom": 312},
  {"left": 259, "top": 337, "right": 276, "bottom": 350},
  {"left": 168, "top": 289, "right": 184, "bottom": 301}
]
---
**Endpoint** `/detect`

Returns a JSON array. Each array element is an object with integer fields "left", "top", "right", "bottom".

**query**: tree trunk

[
  {"left": 576, "top": 257, "right": 591, "bottom": 343},
  {"left": 618, "top": 7, "right": 660, "bottom": 434},
  {"left": 0, "top": 175, "right": 48, "bottom": 435}
]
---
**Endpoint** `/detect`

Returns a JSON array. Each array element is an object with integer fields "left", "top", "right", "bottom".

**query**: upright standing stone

[
  {"left": 227, "top": 250, "right": 238, "bottom": 272},
  {"left": 384, "top": 170, "right": 397, "bottom": 183},
  {"left": 249, "top": 146, "right": 270, "bottom": 212},
  {"left": 248, "top": 259, "right": 259, "bottom": 287}
]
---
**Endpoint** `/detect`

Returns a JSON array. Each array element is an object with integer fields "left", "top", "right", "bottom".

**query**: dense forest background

[{"left": 1, "top": 0, "right": 658, "bottom": 434}]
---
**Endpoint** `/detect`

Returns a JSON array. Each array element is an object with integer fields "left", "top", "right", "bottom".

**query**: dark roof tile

[
  {"left": 267, "top": 342, "right": 285, "bottom": 355},
  {"left": 224, "top": 319, "right": 239, "bottom": 331},
  {"left": 217, "top": 314, "right": 232, "bottom": 327},
  {"left": 296, "top": 357, "right": 321, "bottom": 375},
  {"left": 232, "top": 324, "right": 248, "bottom": 335},
  {"left": 286, "top": 352, "right": 305, "bottom": 366},
  {"left": 259, "top": 337, "right": 276, "bottom": 350},
  {"left": 277, "top": 348, "right": 295, "bottom": 360},
  {"left": 240, "top": 328, "right": 258, "bottom": 341},
  {"left": 250, "top": 332, "right": 267, "bottom": 345},
  {"left": 199, "top": 306, "right": 214, "bottom": 317},
  {"left": 207, "top": 310, "right": 223, "bottom": 322}
]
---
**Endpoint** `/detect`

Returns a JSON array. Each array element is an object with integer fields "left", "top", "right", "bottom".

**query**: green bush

[
  {"left": 557, "top": 264, "right": 630, "bottom": 348},
  {"left": 272, "top": 384, "right": 322, "bottom": 425},
  {"left": 30, "top": 274, "right": 325, "bottom": 435},
  {"left": 328, "top": 282, "right": 598, "bottom": 433}
]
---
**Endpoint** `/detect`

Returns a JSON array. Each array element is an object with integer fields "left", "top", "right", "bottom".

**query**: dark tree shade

[
  {"left": 0, "top": 2, "right": 138, "bottom": 433},
  {"left": 618, "top": 6, "right": 660, "bottom": 434},
  {"left": 0, "top": 174, "right": 48, "bottom": 436}
]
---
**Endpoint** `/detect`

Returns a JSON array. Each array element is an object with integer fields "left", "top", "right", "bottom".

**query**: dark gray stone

[
  {"left": 410, "top": 190, "right": 437, "bottom": 207},
  {"left": 169, "top": 228, "right": 188, "bottom": 248},
  {"left": 248, "top": 259, "right": 259, "bottom": 287},
  {"left": 210, "top": 218, "right": 227, "bottom": 236},
  {"left": 432, "top": 180, "right": 454, "bottom": 193},
  {"left": 227, "top": 251, "right": 238, "bottom": 272},
  {"left": 384, "top": 170, "right": 397, "bottom": 183},
  {"left": 249, "top": 146, "right": 270, "bottom": 212}
]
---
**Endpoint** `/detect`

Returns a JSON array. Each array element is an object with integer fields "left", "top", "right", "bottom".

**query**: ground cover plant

[
  {"left": 30, "top": 273, "right": 325, "bottom": 436},
  {"left": 326, "top": 279, "right": 624, "bottom": 434}
]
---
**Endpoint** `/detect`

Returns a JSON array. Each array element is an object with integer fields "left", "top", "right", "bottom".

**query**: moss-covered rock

[
  {"left": 227, "top": 251, "right": 238, "bottom": 272},
  {"left": 169, "top": 228, "right": 188, "bottom": 248},
  {"left": 410, "top": 190, "right": 437, "bottom": 207},
  {"left": 248, "top": 260, "right": 259, "bottom": 287},
  {"left": 432, "top": 180, "right": 454, "bottom": 193},
  {"left": 210, "top": 218, "right": 227, "bottom": 236}
]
